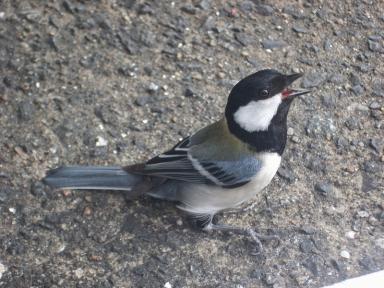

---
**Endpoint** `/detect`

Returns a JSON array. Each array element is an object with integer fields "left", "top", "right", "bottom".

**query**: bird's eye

[{"left": 260, "top": 89, "right": 269, "bottom": 97}]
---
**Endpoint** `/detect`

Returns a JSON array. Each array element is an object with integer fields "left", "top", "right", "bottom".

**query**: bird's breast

[{"left": 178, "top": 152, "right": 281, "bottom": 215}]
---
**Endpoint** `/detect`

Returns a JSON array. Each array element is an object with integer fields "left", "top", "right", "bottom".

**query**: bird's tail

[{"left": 42, "top": 166, "right": 142, "bottom": 191}]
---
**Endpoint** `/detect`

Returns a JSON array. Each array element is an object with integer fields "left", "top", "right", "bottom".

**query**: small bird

[{"left": 43, "top": 69, "right": 310, "bottom": 251}]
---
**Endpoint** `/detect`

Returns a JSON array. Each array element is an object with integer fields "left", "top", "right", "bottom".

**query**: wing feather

[{"left": 136, "top": 136, "right": 261, "bottom": 188}]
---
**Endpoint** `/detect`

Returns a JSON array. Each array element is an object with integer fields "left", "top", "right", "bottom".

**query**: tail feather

[{"left": 43, "top": 166, "right": 142, "bottom": 191}]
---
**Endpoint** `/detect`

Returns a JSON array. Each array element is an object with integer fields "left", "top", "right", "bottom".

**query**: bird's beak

[{"left": 282, "top": 73, "right": 311, "bottom": 99}]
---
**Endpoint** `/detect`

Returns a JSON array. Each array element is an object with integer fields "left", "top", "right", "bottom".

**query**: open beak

[{"left": 282, "top": 73, "right": 311, "bottom": 99}]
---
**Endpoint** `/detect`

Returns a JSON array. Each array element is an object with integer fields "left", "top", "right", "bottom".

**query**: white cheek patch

[{"left": 233, "top": 93, "right": 282, "bottom": 132}]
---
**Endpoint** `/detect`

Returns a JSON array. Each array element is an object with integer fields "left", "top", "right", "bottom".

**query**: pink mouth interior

[{"left": 282, "top": 88, "right": 293, "bottom": 97}]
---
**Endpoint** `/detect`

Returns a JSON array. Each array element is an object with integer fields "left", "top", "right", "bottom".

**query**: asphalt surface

[{"left": 0, "top": 0, "right": 383, "bottom": 287}]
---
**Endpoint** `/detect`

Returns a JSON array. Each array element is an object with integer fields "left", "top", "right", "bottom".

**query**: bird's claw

[{"left": 246, "top": 227, "right": 280, "bottom": 255}]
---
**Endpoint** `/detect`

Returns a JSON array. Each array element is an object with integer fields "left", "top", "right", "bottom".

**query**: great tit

[{"left": 43, "top": 69, "right": 310, "bottom": 250}]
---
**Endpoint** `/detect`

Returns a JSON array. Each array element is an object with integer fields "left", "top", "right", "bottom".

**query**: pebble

[
  {"left": 369, "top": 102, "right": 381, "bottom": 110},
  {"left": 321, "top": 94, "right": 337, "bottom": 108},
  {"left": 164, "top": 282, "right": 172, "bottom": 288},
  {"left": 235, "top": 32, "right": 255, "bottom": 46},
  {"left": 369, "top": 35, "right": 382, "bottom": 41},
  {"left": 118, "top": 25, "right": 156, "bottom": 55},
  {"left": 301, "top": 72, "right": 327, "bottom": 88},
  {"left": 357, "top": 210, "right": 369, "bottom": 218},
  {"left": 349, "top": 73, "right": 361, "bottom": 86},
  {"left": 74, "top": 268, "right": 84, "bottom": 279},
  {"left": 340, "top": 250, "right": 350, "bottom": 259},
  {"left": 372, "top": 80, "right": 384, "bottom": 97},
  {"left": 291, "top": 136, "right": 300, "bottom": 143},
  {"left": 147, "top": 82, "right": 159, "bottom": 93},
  {"left": 239, "top": 1, "right": 254, "bottom": 13},
  {"left": 375, "top": 238, "right": 384, "bottom": 249},
  {"left": 348, "top": 103, "right": 369, "bottom": 113},
  {"left": 362, "top": 174, "right": 379, "bottom": 193},
  {"left": 336, "top": 136, "right": 348, "bottom": 149},
  {"left": 351, "top": 85, "right": 364, "bottom": 96},
  {"left": 344, "top": 117, "right": 360, "bottom": 130},
  {"left": 368, "top": 40, "right": 383, "bottom": 52},
  {"left": 95, "top": 136, "right": 108, "bottom": 147},
  {"left": 324, "top": 38, "right": 332, "bottom": 51},
  {"left": 306, "top": 116, "right": 337, "bottom": 139},
  {"left": 0, "top": 190, "right": 8, "bottom": 203},
  {"left": 277, "top": 167, "right": 295, "bottom": 183},
  {"left": 191, "top": 71, "right": 203, "bottom": 80},
  {"left": 345, "top": 231, "right": 356, "bottom": 239},
  {"left": 30, "top": 182, "right": 46, "bottom": 198},
  {"left": 83, "top": 207, "right": 92, "bottom": 216},
  {"left": 181, "top": 4, "right": 196, "bottom": 15},
  {"left": 0, "top": 262, "right": 6, "bottom": 279},
  {"left": 359, "top": 256, "right": 377, "bottom": 270},
  {"left": 197, "top": 0, "right": 211, "bottom": 10},
  {"left": 256, "top": 4, "right": 274, "bottom": 16},
  {"left": 370, "top": 138, "right": 383, "bottom": 153},
  {"left": 18, "top": 100, "right": 35, "bottom": 121},
  {"left": 368, "top": 216, "right": 378, "bottom": 226},
  {"left": 287, "top": 127, "right": 294, "bottom": 136},
  {"left": 363, "top": 161, "right": 380, "bottom": 173},
  {"left": 184, "top": 87, "right": 195, "bottom": 97},
  {"left": 135, "top": 95, "right": 150, "bottom": 106},
  {"left": 292, "top": 26, "right": 309, "bottom": 33},
  {"left": 282, "top": 6, "right": 305, "bottom": 19},
  {"left": 328, "top": 73, "right": 345, "bottom": 84},
  {"left": 62, "top": 190, "right": 72, "bottom": 197},
  {"left": 262, "top": 39, "right": 287, "bottom": 49},
  {"left": 314, "top": 182, "right": 337, "bottom": 198},
  {"left": 300, "top": 239, "right": 316, "bottom": 253}
]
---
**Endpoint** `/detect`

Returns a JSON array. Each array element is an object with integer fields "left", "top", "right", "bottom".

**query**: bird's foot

[{"left": 203, "top": 222, "right": 280, "bottom": 255}]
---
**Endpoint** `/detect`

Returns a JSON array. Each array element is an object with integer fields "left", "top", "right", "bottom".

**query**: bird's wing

[{"left": 133, "top": 136, "right": 262, "bottom": 188}]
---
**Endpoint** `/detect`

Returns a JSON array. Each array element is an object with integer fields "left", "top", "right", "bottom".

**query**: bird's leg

[{"left": 203, "top": 220, "right": 280, "bottom": 255}]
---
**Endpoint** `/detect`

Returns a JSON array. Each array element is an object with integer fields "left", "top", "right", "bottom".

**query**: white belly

[{"left": 177, "top": 152, "right": 281, "bottom": 215}]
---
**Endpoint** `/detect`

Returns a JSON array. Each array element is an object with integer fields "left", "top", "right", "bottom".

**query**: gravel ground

[{"left": 0, "top": 0, "right": 383, "bottom": 287}]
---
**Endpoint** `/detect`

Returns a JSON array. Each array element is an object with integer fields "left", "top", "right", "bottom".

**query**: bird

[{"left": 43, "top": 69, "right": 310, "bottom": 252}]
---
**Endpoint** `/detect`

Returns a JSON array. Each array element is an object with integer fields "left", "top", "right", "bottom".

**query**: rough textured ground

[{"left": 0, "top": 0, "right": 383, "bottom": 287}]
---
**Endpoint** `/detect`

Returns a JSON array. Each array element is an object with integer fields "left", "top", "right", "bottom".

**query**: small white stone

[
  {"left": 287, "top": 127, "right": 294, "bottom": 136},
  {"left": 57, "top": 243, "right": 66, "bottom": 253},
  {"left": 164, "top": 282, "right": 172, "bottom": 288},
  {"left": 148, "top": 82, "right": 159, "bottom": 91},
  {"left": 357, "top": 210, "right": 369, "bottom": 218},
  {"left": 9, "top": 207, "right": 16, "bottom": 214},
  {"left": 345, "top": 231, "right": 356, "bottom": 239},
  {"left": 142, "top": 119, "right": 148, "bottom": 124},
  {"left": 375, "top": 238, "right": 384, "bottom": 249},
  {"left": 291, "top": 136, "right": 300, "bottom": 143},
  {"left": 95, "top": 136, "right": 108, "bottom": 147},
  {"left": 0, "top": 12, "right": 5, "bottom": 19},
  {"left": 176, "top": 219, "right": 183, "bottom": 226},
  {"left": 0, "top": 262, "right": 7, "bottom": 279},
  {"left": 74, "top": 268, "right": 84, "bottom": 279},
  {"left": 340, "top": 250, "right": 350, "bottom": 259}
]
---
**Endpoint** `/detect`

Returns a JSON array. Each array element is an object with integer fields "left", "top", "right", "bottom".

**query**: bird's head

[{"left": 225, "top": 69, "right": 310, "bottom": 133}]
